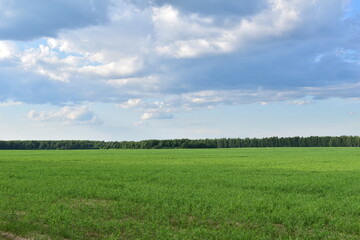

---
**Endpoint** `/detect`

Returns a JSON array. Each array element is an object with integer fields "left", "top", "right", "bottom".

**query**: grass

[{"left": 0, "top": 148, "right": 360, "bottom": 239}]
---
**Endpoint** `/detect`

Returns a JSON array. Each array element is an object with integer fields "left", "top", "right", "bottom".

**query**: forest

[{"left": 0, "top": 136, "right": 359, "bottom": 150}]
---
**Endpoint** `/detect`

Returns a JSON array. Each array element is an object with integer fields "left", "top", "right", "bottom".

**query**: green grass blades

[{"left": 0, "top": 148, "right": 360, "bottom": 239}]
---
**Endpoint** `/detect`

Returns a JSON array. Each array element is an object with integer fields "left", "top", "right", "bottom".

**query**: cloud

[
  {"left": 152, "top": 5, "right": 234, "bottom": 58},
  {"left": 20, "top": 44, "right": 74, "bottom": 82},
  {"left": 152, "top": 0, "right": 350, "bottom": 59},
  {"left": 0, "top": 0, "right": 110, "bottom": 40},
  {"left": 0, "top": 101, "right": 22, "bottom": 107},
  {"left": 174, "top": 89, "right": 308, "bottom": 110},
  {"left": 0, "top": 0, "right": 359, "bottom": 121},
  {"left": 117, "top": 88, "right": 310, "bottom": 121},
  {"left": 119, "top": 99, "right": 174, "bottom": 121},
  {"left": 131, "top": 0, "right": 269, "bottom": 17},
  {"left": 0, "top": 41, "right": 16, "bottom": 60},
  {"left": 287, "top": 100, "right": 314, "bottom": 105},
  {"left": 78, "top": 57, "right": 143, "bottom": 78},
  {"left": 28, "top": 106, "right": 103, "bottom": 125},
  {"left": 141, "top": 112, "right": 173, "bottom": 120},
  {"left": 118, "top": 99, "right": 143, "bottom": 108}
]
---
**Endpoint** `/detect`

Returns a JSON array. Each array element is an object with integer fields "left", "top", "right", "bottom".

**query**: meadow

[{"left": 0, "top": 148, "right": 360, "bottom": 239}]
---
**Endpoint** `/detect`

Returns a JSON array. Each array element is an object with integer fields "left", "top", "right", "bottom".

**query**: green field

[{"left": 0, "top": 148, "right": 360, "bottom": 239}]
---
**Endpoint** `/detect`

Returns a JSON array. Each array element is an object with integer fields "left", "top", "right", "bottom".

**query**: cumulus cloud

[
  {"left": 78, "top": 57, "right": 143, "bottom": 78},
  {"left": 152, "top": 0, "right": 350, "bottom": 58},
  {"left": 0, "top": 41, "right": 16, "bottom": 60},
  {"left": 28, "top": 106, "right": 103, "bottom": 125},
  {"left": 0, "top": 0, "right": 110, "bottom": 40},
  {"left": 118, "top": 99, "right": 144, "bottom": 108},
  {"left": 20, "top": 44, "right": 74, "bottom": 82}
]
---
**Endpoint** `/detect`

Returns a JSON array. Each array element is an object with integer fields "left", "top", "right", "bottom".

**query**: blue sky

[{"left": 0, "top": 0, "right": 359, "bottom": 140}]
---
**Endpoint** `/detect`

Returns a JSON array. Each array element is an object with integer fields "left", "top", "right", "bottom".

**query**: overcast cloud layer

[
  {"left": 0, "top": 0, "right": 359, "bottom": 123},
  {"left": 0, "top": 0, "right": 110, "bottom": 40}
]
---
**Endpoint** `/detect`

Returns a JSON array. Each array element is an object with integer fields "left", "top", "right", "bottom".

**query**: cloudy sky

[{"left": 0, "top": 0, "right": 359, "bottom": 140}]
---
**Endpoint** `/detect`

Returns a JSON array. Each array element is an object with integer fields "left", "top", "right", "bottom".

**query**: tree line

[{"left": 0, "top": 136, "right": 360, "bottom": 150}]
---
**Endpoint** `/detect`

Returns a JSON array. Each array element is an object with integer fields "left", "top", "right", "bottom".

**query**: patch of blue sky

[
  {"left": 343, "top": 0, "right": 360, "bottom": 19},
  {"left": 174, "top": 98, "right": 360, "bottom": 139},
  {"left": 351, "top": 0, "right": 360, "bottom": 9},
  {"left": 15, "top": 38, "right": 48, "bottom": 51},
  {"left": 335, "top": 48, "right": 360, "bottom": 64}
]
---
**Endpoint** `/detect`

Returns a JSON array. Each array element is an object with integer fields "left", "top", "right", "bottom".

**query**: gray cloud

[
  {"left": 28, "top": 105, "right": 103, "bottom": 125},
  {"left": 164, "top": 42, "right": 360, "bottom": 94},
  {"left": 0, "top": 0, "right": 110, "bottom": 40},
  {"left": 130, "top": 0, "right": 269, "bottom": 17}
]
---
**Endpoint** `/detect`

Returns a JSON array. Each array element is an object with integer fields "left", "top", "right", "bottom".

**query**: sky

[{"left": 0, "top": 0, "right": 360, "bottom": 140}]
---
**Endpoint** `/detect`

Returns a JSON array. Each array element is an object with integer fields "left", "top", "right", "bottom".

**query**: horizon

[{"left": 0, "top": 135, "right": 358, "bottom": 142}]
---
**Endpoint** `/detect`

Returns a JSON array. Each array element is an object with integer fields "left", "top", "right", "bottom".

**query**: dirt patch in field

[{"left": 0, "top": 231, "right": 31, "bottom": 240}]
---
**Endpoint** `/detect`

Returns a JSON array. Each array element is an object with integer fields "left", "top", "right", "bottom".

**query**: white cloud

[
  {"left": 118, "top": 98, "right": 175, "bottom": 121},
  {"left": 152, "top": 5, "right": 235, "bottom": 58},
  {"left": 0, "top": 41, "right": 16, "bottom": 60},
  {"left": 20, "top": 44, "right": 74, "bottom": 81},
  {"left": 78, "top": 57, "right": 143, "bottom": 78},
  {"left": 141, "top": 112, "right": 174, "bottom": 120},
  {"left": 19, "top": 42, "right": 144, "bottom": 82},
  {"left": 0, "top": 101, "right": 22, "bottom": 106},
  {"left": 287, "top": 100, "right": 313, "bottom": 105},
  {"left": 28, "top": 106, "right": 103, "bottom": 125},
  {"left": 151, "top": 0, "right": 307, "bottom": 58},
  {"left": 118, "top": 99, "right": 143, "bottom": 108}
]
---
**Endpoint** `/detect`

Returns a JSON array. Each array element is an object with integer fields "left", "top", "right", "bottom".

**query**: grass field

[{"left": 0, "top": 148, "right": 360, "bottom": 239}]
